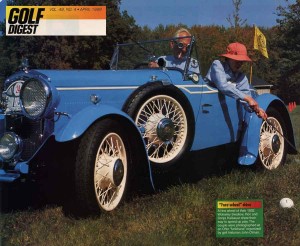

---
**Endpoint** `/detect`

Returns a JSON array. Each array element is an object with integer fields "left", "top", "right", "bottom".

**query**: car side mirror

[{"left": 188, "top": 73, "right": 199, "bottom": 84}]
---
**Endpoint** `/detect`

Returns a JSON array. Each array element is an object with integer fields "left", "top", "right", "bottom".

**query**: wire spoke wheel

[
  {"left": 124, "top": 83, "right": 194, "bottom": 170},
  {"left": 74, "top": 119, "right": 132, "bottom": 215},
  {"left": 258, "top": 117, "right": 284, "bottom": 170},
  {"left": 94, "top": 133, "right": 127, "bottom": 211},
  {"left": 135, "top": 95, "right": 188, "bottom": 164}
]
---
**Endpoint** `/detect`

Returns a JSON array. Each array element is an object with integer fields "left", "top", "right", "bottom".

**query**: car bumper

[{"left": 0, "top": 162, "right": 28, "bottom": 182}]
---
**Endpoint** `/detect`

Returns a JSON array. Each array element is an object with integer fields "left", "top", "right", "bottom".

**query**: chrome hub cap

[
  {"left": 157, "top": 118, "right": 175, "bottom": 142},
  {"left": 271, "top": 135, "right": 281, "bottom": 154},
  {"left": 113, "top": 159, "right": 124, "bottom": 187}
]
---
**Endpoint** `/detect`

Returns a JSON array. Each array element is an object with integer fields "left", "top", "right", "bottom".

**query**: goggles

[{"left": 174, "top": 41, "right": 190, "bottom": 50}]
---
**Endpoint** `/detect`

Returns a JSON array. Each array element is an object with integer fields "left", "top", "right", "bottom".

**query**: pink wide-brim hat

[{"left": 220, "top": 42, "right": 252, "bottom": 62}]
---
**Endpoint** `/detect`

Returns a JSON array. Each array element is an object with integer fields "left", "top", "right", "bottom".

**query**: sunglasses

[{"left": 174, "top": 41, "right": 190, "bottom": 50}]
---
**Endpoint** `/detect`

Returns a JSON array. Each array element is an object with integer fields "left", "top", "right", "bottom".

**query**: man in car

[
  {"left": 149, "top": 28, "right": 200, "bottom": 73},
  {"left": 206, "top": 42, "right": 267, "bottom": 119}
]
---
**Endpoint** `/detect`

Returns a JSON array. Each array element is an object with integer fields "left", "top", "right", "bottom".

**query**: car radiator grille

[{"left": 6, "top": 116, "right": 44, "bottom": 161}]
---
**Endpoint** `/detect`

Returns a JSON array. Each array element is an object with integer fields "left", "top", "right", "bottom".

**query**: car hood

[{"left": 35, "top": 69, "right": 178, "bottom": 87}]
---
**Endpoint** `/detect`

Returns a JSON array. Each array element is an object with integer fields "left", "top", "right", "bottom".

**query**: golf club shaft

[{"left": 265, "top": 118, "right": 299, "bottom": 154}]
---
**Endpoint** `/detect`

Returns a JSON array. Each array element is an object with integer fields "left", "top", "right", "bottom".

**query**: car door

[{"left": 193, "top": 81, "right": 243, "bottom": 150}]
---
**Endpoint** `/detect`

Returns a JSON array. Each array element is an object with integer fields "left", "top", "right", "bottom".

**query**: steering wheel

[{"left": 134, "top": 62, "right": 151, "bottom": 69}]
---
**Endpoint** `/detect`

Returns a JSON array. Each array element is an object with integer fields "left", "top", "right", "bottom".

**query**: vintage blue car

[{"left": 0, "top": 36, "right": 296, "bottom": 214}]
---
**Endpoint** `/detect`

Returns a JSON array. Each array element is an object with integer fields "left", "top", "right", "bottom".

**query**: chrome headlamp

[
  {"left": 0, "top": 132, "right": 23, "bottom": 161},
  {"left": 20, "top": 78, "right": 51, "bottom": 119},
  {"left": 19, "top": 76, "right": 60, "bottom": 120}
]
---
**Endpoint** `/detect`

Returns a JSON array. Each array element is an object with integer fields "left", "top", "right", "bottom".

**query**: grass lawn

[{"left": 1, "top": 108, "right": 299, "bottom": 246}]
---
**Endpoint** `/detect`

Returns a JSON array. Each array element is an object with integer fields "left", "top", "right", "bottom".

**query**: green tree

[
  {"left": 226, "top": 0, "right": 248, "bottom": 41},
  {"left": 275, "top": 0, "right": 300, "bottom": 103},
  {"left": 226, "top": 0, "right": 247, "bottom": 28},
  {"left": 0, "top": 0, "right": 140, "bottom": 74}
]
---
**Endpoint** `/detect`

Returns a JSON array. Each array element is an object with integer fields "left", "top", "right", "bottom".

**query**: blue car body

[{"left": 0, "top": 36, "right": 296, "bottom": 213}]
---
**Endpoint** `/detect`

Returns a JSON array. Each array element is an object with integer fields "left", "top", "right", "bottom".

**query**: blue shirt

[
  {"left": 206, "top": 60, "right": 251, "bottom": 100},
  {"left": 158, "top": 55, "right": 200, "bottom": 74}
]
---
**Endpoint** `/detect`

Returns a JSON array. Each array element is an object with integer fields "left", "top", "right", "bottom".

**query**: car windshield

[{"left": 110, "top": 36, "right": 198, "bottom": 74}]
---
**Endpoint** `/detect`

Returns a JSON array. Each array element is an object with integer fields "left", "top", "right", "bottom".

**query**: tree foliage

[
  {"left": 0, "top": 1, "right": 299, "bottom": 102},
  {"left": 275, "top": 0, "right": 300, "bottom": 103},
  {"left": 226, "top": 0, "right": 247, "bottom": 28},
  {"left": 0, "top": 0, "right": 140, "bottom": 75}
]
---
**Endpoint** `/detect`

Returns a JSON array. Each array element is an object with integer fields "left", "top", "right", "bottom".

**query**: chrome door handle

[{"left": 202, "top": 104, "right": 212, "bottom": 113}]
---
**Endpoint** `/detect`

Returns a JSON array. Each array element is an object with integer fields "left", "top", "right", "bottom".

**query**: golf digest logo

[
  {"left": 7, "top": 7, "right": 45, "bottom": 35},
  {"left": 6, "top": 6, "right": 106, "bottom": 36}
]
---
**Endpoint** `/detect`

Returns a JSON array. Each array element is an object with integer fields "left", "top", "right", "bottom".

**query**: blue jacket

[
  {"left": 206, "top": 60, "right": 251, "bottom": 100},
  {"left": 158, "top": 55, "right": 200, "bottom": 73}
]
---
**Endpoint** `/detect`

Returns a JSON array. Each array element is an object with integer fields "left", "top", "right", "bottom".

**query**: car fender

[
  {"left": 238, "top": 93, "right": 293, "bottom": 165},
  {"left": 54, "top": 104, "right": 154, "bottom": 189},
  {"left": 55, "top": 104, "right": 139, "bottom": 142},
  {"left": 0, "top": 114, "right": 4, "bottom": 134}
]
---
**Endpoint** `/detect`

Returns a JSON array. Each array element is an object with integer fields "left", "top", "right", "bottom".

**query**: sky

[
  {"left": 0, "top": 0, "right": 296, "bottom": 28},
  {"left": 120, "top": 0, "right": 296, "bottom": 29}
]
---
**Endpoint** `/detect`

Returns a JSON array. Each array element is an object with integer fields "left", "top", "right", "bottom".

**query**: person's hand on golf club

[
  {"left": 244, "top": 95, "right": 267, "bottom": 120},
  {"left": 256, "top": 108, "right": 267, "bottom": 120}
]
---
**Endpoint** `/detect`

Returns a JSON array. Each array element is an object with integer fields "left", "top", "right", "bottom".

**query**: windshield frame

[{"left": 110, "top": 36, "right": 198, "bottom": 79}]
